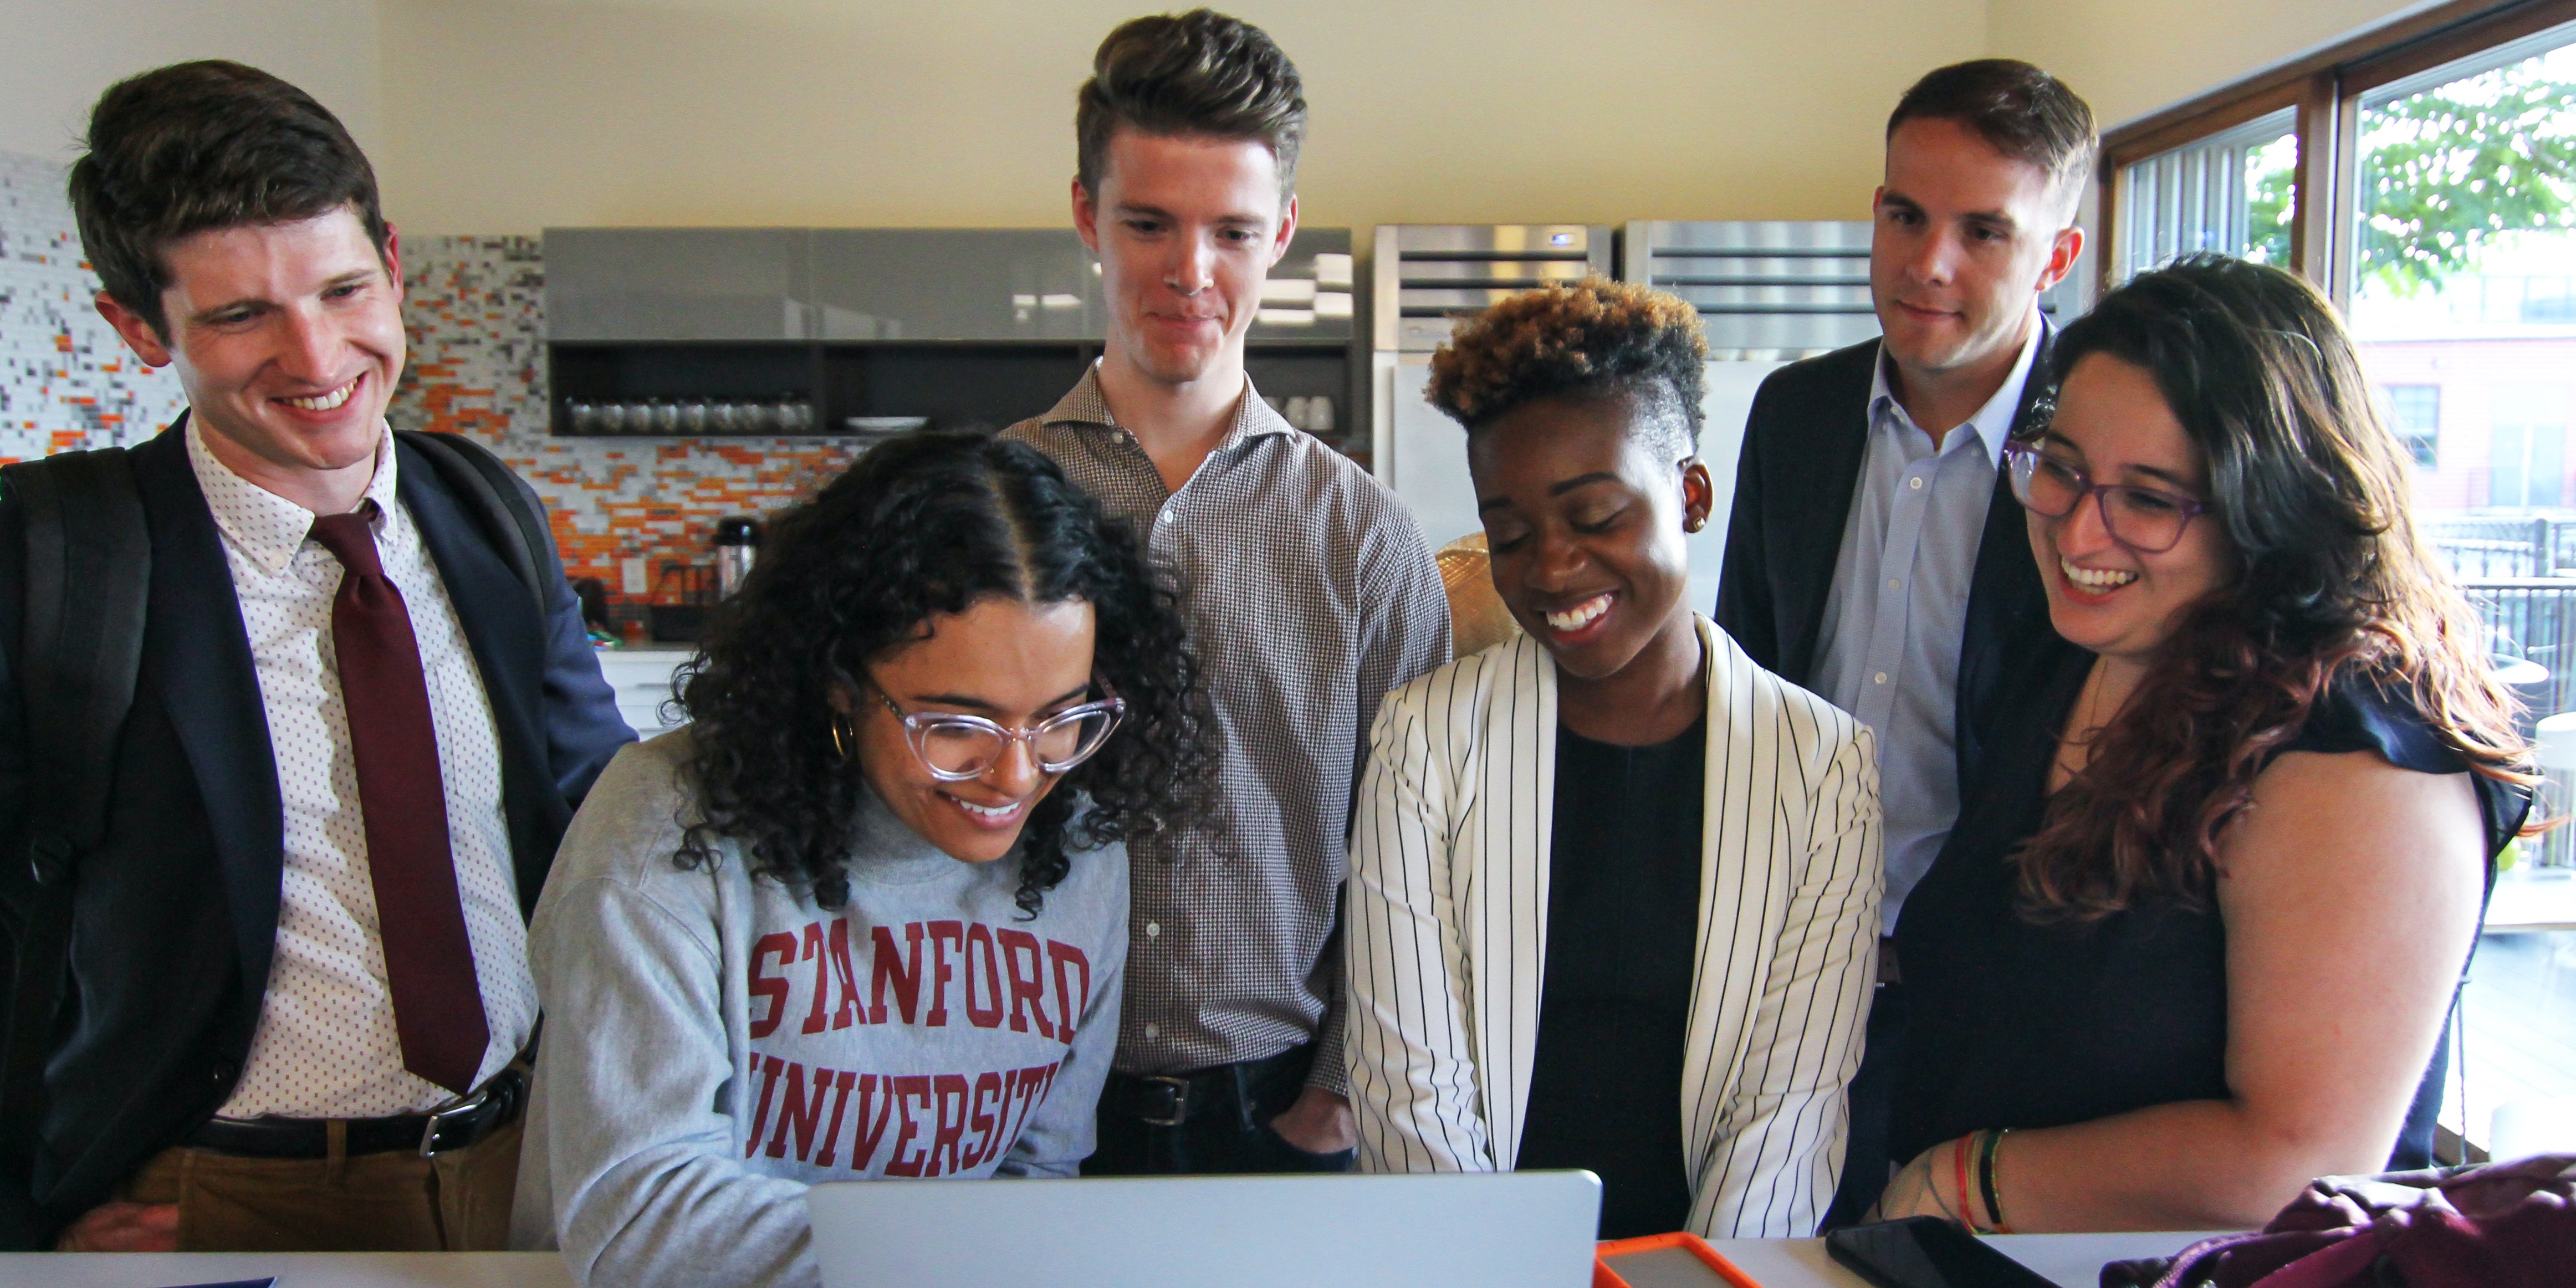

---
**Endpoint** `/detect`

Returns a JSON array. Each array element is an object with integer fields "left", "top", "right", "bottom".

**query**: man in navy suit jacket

[
  {"left": 1713, "top": 59, "right": 2094, "bottom": 1230},
  {"left": 0, "top": 61, "right": 630, "bottom": 1251}
]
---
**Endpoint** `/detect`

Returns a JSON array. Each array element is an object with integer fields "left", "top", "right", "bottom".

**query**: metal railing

[
  {"left": 2423, "top": 514, "right": 2576, "bottom": 581},
  {"left": 2460, "top": 579, "right": 2576, "bottom": 719}
]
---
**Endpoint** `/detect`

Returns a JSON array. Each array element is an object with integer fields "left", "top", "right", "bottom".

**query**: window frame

[{"left": 2098, "top": 0, "right": 2576, "bottom": 308}]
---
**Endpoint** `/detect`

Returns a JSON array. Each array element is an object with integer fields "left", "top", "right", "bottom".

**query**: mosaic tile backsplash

[
  {"left": 0, "top": 149, "right": 863, "bottom": 597},
  {"left": 0, "top": 150, "right": 188, "bottom": 458}
]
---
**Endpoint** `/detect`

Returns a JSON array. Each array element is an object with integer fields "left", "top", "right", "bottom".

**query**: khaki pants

[{"left": 90, "top": 1114, "right": 521, "bottom": 1252}]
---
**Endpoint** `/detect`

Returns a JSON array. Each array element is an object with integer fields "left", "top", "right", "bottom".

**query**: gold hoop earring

[{"left": 829, "top": 713, "right": 856, "bottom": 762}]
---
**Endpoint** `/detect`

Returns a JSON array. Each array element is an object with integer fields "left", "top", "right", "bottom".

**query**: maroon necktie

[{"left": 309, "top": 505, "right": 490, "bottom": 1096}]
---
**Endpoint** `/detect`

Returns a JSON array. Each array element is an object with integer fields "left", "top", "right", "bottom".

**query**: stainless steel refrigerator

[
  {"left": 1623, "top": 219, "right": 1881, "bottom": 610},
  {"left": 1369, "top": 223, "right": 1614, "bottom": 562},
  {"left": 1369, "top": 219, "right": 1880, "bottom": 616}
]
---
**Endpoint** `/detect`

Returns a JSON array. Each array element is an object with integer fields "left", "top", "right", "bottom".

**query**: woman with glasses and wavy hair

[
  {"left": 512, "top": 432, "right": 1209, "bottom": 1287},
  {"left": 1870, "top": 255, "right": 2536, "bottom": 1234}
]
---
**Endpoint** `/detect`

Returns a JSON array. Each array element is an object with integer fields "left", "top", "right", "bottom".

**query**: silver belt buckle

[
  {"left": 1138, "top": 1075, "right": 1192, "bottom": 1128},
  {"left": 418, "top": 1085, "right": 492, "bottom": 1157}
]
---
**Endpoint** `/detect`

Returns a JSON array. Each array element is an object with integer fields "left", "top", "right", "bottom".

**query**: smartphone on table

[{"left": 1824, "top": 1217, "right": 2059, "bottom": 1288}]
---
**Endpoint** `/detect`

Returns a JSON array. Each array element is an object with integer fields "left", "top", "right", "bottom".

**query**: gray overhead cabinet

[
  {"left": 542, "top": 226, "right": 1363, "bottom": 461},
  {"left": 809, "top": 228, "right": 1103, "bottom": 341},
  {"left": 546, "top": 228, "right": 815, "bottom": 340}
]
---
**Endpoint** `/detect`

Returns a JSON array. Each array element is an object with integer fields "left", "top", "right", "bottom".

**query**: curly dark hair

[
  {"left": 1424, "top": 276, "right": 1709, "bottom": 462},
  {"left": 2015, "top": 254, "right": 2536, "bottom": 921},
  {"left": 673, "top": 431, "right": 1212, "bottom": 915}
]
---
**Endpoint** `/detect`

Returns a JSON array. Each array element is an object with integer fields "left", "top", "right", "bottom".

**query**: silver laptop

[{"left": 806, "top": 1170, "right": 1602, "bottom": 1288}]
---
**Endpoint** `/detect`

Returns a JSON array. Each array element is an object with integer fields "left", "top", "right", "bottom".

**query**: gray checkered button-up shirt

[{"left": 1005, "top": 367, "right": 1452, "bottom": 1090}]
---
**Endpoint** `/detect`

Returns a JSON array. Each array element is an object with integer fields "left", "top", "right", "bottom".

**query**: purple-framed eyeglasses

[{"left": 2003, "top": 441, "right": 2210, "bottom": 554}]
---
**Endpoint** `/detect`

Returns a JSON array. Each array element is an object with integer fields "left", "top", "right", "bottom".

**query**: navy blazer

[
  {"left": 1712, "top": 334, "right": 2059, "bottom": 795},
  {"left": 0, "top": 422, "right": 633, "bottom": 1245}
]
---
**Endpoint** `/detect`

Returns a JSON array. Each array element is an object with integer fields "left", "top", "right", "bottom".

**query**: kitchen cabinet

[
  {"left": 810, "top": 229, "right": 1101, "bottom": 340},
  {"left": 596, "top": 648, "right": 694, "bottom": 737},
  {"left": 541, "top": 227, "right": 1365, "bottom": 463},
  {"left": 545, "top": 228, "right": 812, "bottom": 341}
]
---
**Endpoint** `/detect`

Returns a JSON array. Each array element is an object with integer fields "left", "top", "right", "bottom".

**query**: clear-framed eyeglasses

[{"left": 870, "top": 682, "right": 1126, "bottom": 783}]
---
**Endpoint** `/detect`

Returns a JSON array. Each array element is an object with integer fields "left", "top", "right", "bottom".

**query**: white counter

[{"left": 594, "top": 646, "right": 694, "bottom": 737}]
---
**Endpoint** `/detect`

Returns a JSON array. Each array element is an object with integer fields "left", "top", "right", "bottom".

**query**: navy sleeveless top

[{"left": 1888, "top": 642, "right": 2529, "bottom": 1174}]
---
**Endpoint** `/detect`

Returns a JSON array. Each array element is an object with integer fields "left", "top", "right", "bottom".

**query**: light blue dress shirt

[{"left": 1811, "top": 326, "right": 2043, "bottom": 934}]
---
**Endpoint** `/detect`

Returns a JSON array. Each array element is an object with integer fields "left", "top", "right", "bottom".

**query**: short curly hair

[{"left": 1424, "top": 277, "right": 1709, "bottom": 463}]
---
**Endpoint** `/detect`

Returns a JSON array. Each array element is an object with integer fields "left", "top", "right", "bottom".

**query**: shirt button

[
  {"left": 1888, "top": 577, "right": 1902, "bottom": 591},
  {"left": 1145, "top": 921, "right": 1161, "bottom": 938},
  {"left": 1909, "top": 476, "right": 1925, "bottom": 490},
  {"left": 1157, "top": 510, "right": 1175, "bottom": 525},
  {"left": 1874, "top": 672, "right": 1889, "bottom": 685},
  {"left": 1143, "top": 1022, "right": 1161, "bottom": 1040}
]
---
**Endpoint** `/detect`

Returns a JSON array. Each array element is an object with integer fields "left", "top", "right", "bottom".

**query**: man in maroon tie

[{"left": 0, "top": 61, "right": 633, "bottom": 1251}]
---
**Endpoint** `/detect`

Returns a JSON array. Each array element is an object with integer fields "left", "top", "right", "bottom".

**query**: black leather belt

[
  {"left": 185, "top": 1066, "right": 527, "bottom": 1159},
  {"left": 1101, "top": 1045, "right": 1311, "bottom": 1130}
]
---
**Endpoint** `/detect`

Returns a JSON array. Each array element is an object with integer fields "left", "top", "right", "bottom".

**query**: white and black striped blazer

[{"left": 1343, "top": 615, "right": 1882, "bottom": 1238}]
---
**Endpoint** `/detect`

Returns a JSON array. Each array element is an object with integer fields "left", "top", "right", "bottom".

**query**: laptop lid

[{"left": 806, "top": 1170, "right": 1602, "bottom": 1288}]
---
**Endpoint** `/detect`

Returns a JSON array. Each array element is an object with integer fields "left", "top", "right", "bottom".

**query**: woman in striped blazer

[{"left": 1344, "top": 279, "right": 1884, "bottom": 1239}]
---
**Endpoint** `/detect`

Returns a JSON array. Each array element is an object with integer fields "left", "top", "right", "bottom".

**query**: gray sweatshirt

[{"left": 511, "top": 731, "right": 1128, "bottom": 1287}]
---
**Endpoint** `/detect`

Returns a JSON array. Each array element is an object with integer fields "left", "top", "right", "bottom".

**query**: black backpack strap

[
  {"left": 394, "top": 430, "right": 550, "bottom": 623},
  {"left": 0, "top": 447, "right": 150, "bottom": 1192}
]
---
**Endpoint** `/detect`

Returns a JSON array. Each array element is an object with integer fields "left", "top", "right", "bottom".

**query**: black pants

[
  {"left": 1822, "top": 982, "right": 1906, "bottom": 1233},
  {"left": 1085, "top": 1044, "right": 1355, "bottom": 1176}
]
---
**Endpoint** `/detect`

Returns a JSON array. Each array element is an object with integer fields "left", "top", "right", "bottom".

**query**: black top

[
  {"left": 1517, "top": 715, "right": 1708, "bottom": 1239},
  {"left": 1889, "top": 644, "right": 2530, "bottom": 1174}
]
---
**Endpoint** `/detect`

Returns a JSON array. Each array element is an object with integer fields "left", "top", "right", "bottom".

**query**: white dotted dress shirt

[{"left": 190, "top": 421, "right": 538, "bottom": 1119}]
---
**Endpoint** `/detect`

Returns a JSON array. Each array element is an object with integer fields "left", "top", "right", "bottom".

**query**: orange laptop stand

[{"left": 1593, "top": 1231, "right": 1767, "bottom": 1288}]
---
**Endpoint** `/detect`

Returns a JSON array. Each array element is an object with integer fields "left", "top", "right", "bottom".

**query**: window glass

[
  {"left": 2350, "top": 27, "right": 2576, "bottom": 525},
  {"left": 2348, "top": 22, "right": 2576, "bottom": 1163},
  {"left": 2380, "top": 383, "right": 2442, "bottom": 468},
  {"left": 2115, "top": 108, "right": 2298, "bottom": 282}
]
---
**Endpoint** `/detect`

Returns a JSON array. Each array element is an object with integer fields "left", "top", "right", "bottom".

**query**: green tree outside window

[{"left": 2247, "top": 63, "right": 2576, "bottom": 295}]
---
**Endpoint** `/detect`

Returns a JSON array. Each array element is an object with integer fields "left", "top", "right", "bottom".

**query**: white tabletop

[
  {"left": 2486, "top": 867, "right": 2576, "bottom": 933},
  {"left": 1, "top": 1233, "right": 2229, "bottom": 1287},
  {"left": 0, "top": 1251, "right": 573, "bottom": 1287}
]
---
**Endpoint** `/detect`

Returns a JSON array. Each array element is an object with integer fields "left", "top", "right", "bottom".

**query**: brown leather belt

[{"left": 184, "top": 1066, "right": 527, "bottom": 1159}]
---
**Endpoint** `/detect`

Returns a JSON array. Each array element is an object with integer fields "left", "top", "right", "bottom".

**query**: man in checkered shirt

[{"left": 1004, "top": 10, "right": 1451, "bottom": 1174}]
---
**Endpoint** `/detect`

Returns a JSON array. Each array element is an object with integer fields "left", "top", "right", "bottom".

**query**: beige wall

[
  {"left": 376, "top": 0, "right": 1983, "bottom": 237},
  {"left": 1989, "top": 0, "right": 2434, "bottom": 127},
  {"left": 2, "top": 0, "right": 2447, "bottom": 237},
  {"left": 0, "top": 0, "right": 381, "bottom": 162}
]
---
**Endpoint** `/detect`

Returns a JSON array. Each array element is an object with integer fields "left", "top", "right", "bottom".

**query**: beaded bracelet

[
  {"left": 1974, "top": 1128, "right": 2016, "bottom": 1234},
  {"left": 1952, "top": 1134, "right": 1977, "bottom": 1230}
]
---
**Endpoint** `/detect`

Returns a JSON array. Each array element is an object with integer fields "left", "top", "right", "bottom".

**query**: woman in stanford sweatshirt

[{"left": 513, "top": 432, "right": 1210, "bottom": 1287}]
